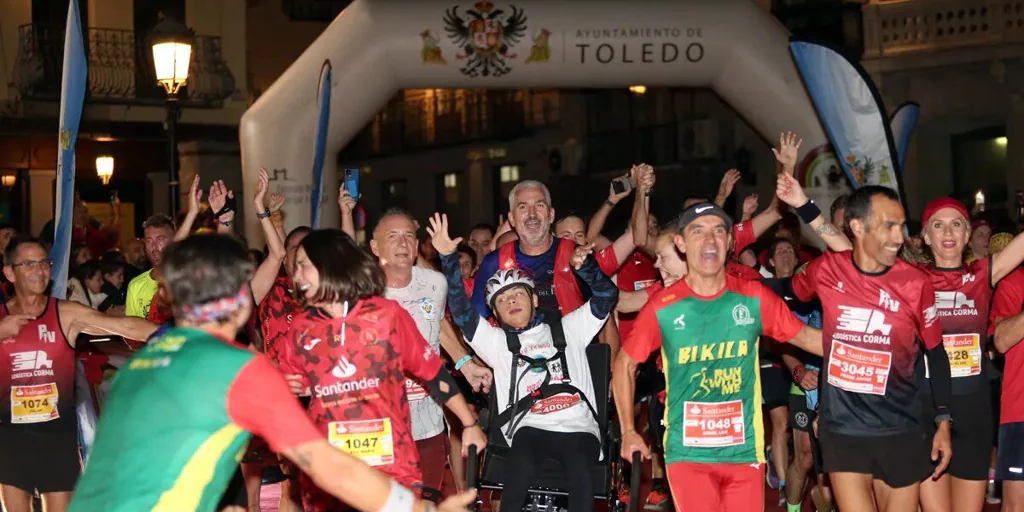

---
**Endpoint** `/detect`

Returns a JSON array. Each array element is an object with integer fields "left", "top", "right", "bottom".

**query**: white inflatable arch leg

[{"left": 240, "top": 0, "right": 832, "bottom": 243}]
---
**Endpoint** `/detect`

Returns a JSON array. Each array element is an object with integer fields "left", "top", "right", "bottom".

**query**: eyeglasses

[{"left": 11, "top": 260, "right": 53, "bottom": 270}]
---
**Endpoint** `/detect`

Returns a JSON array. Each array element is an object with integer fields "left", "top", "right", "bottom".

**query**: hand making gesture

[{"left": 426, "top": 213, "right": 463, "bottom": 257}]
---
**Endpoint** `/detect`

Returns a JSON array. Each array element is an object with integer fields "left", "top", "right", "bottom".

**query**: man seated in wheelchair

[{"left": 425, "top": 213, "right": 618, "bottom": 512}]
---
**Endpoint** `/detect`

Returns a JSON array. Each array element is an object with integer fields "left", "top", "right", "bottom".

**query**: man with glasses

[
  {"left": 0, "top": 237, "right": 157, "bottom": 512},
  {"left": 126, "top": 215, "right": 175, "bottom": 318}
]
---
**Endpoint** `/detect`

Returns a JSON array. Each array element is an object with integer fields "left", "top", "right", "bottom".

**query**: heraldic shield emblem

[{"left": 444, "top": 1, "right": 527, "bottom": 77}]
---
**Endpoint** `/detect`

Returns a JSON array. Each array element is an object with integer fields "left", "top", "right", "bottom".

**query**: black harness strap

[{"left": 496, "top": 318, "right": 599, "bottom": 441}]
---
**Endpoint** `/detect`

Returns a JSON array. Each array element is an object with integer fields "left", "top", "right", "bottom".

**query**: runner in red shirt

[
  {"left": 991, "top": 266, "right": 1024, "bottom": 508},
  {"left": 784, "top": 186, "right": 953, "bottom": 511},
  {"left": 913, "top": 198, "right": 1024, "bottom": 511},
  {"left": 279, "top": 229, "right": 486, "bottom": 512}
]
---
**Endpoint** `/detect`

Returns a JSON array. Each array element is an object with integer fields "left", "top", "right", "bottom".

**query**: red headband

[{"left": 922, "top": 197, "right": 969, "bottom": 226}]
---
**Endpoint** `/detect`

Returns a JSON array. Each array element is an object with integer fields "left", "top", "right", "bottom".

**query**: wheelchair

[{"left": 465, "top": 343, "right": 642, "bottom": 512}]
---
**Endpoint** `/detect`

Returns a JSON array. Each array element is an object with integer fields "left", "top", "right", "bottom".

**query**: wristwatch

[
  {"left": 256, "top": 208, "right": 272, "bottom": 220},
  {"left": 934, "top": 413, "right": 952, "bottom": 426}
]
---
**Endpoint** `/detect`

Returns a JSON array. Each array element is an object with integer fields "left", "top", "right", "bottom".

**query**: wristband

[
  {"left": 795, "top": 200, "right": 822, "bottom": 224},
  {"left": 454, "top": 355, "right": 473, "bottom": 371},
  {"left": 256, "top": 208, "right": 272, "bottom": 220},
  {"left": 379, "top": 480, "right": 416, "bottom": 512},
  {"left": 605, "top": 200, "right": 616, "bottom": 208},
  {"left": 934, "top": 413, "right": 952, "bottom": 426}
]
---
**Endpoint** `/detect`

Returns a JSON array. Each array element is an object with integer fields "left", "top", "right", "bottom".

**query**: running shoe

[
  {"left": 644, "top": 487, "right": 670, "bottom": 510},
  {"left": 765, "top": 446, "right": 780, "bottom": 489}
]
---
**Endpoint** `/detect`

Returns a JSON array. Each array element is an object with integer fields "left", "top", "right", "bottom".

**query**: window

[
  {"left": 381, "top": 179, "right": 408, "bottom": 211},
  {"left": 436, "top": 172, "right": 461, "bottom": 208},
  {"left": 493, "top": 164, "right": 523, "bottom": 218}
]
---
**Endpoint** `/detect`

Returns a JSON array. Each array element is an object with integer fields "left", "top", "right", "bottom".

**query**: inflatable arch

[{"left": 240, "top": 0, "right": 842, "bottom": 243}]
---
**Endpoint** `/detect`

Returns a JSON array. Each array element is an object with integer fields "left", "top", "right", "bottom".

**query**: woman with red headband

[{"left": 915, "top": 197, "right": 1024, "bottom": 512}]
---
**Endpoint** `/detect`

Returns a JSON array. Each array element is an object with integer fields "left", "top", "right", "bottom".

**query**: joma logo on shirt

[{"left": 677, "top": 340, "right": 750, "bottom": 365}]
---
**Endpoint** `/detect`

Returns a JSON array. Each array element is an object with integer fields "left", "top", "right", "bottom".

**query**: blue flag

[
  {"left": 310, "top": 60, "right": 332, "bottom": 228},
  {"left": 890, "top": 102, "right": 920, "bottom": 173},
  {"left": 789, "top": 40, "right": 905, "bottom": 201},
  {"left": 50, "top": 0, "right": 88, "bottom": 299}
]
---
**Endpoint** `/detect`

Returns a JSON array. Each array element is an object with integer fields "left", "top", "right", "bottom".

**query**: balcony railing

[
  {"left": 342, "top": 89, "right": 560, "bottom": 160},
  {"left": 863, "top": 0, "right": 1024, "bottom": 58},
  {"left": 12, "top": 23, "right": 235, "bottom": 106}
]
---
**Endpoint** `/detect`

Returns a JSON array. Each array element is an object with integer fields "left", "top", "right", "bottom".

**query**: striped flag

[
  {"left": 50, "top": 0, "right": 88, "bottom": 298},
  {"left": 310, "top": 60, "right": 332, "bottom": 228}
]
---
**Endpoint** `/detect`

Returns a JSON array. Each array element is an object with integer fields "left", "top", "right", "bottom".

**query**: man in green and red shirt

[
  {"left": 612, "top": 203, "right": 823, "bottom": 511},
  {"left": 70, "top": 234, "right": 474, "bottom": 512}
]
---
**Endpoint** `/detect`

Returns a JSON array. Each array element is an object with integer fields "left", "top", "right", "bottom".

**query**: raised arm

[
  {"left": 992, "top": 231, "right": 1024, "bottom": 283},
  {"left": 208, "top": 180, "right": 237, "bottom": 235},
  {"left": 587, "top": 169, "right": 635, "bottom": 242},
  {"left": 338, "top": 183, "right": 357, "bottom": 240},
  {"left": 777, "top": 172, "right": 852, "bottom": 252},
  {"left": 428, "top": 213, "right": 482, "bottom": 340},
  {"left": 570, "top": 243, "right": 619, "bottom": 320},
  {"left": 267, "top": 191, "right": 287, "bottom": 246},
  {"left": 714, "top": 169, "right": 741, "bottom": 208},
  {"left": 251, "top": 168, "right": 286, "bottom": 304},
  {"left": 174, "top": 175, "right": 203, "bottom": 241},
  {"left": 61, "top": 300, "right": 158, "bottom": 346}
]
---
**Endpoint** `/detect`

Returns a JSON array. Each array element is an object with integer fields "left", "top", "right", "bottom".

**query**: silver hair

[{"left": 507, "top": 180, "right": 552, "bottom": 211}]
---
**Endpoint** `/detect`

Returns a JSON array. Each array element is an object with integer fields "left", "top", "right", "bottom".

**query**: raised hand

[
  {"left": 570, "top": 242, "right": 595, "bottom": 270},
  {"left": 268, "top": 192, "right": 285, "bottom": 213},
  {"left": 186, "top": 175, "right": 202, "bottom": 216},
  {"left": 608, "top": 170, "right": 634, "bottom": 205},
  {"left": 776, "top": 171, "right": 810, "bottom": 208},
  {"left": 425, "top": 213, "right": 463, "bottom": 256},
  {"left": 338, "top": 183, "right": 356, "bottom": 215},
  {"left": 254, "top": 168, "right": 269, "bottom": 210},
  {"left": 742, "top": 193, "right": 759, "bottom": 219},
  {"left": 772, "top": 131, "right": 803, "bottom": 173},
  {"left": 717, "top": 169, "right": 741, "bottom": 202},
  {"left": 636, "top": 164, "right": 656, "bottom": 195},
  {"left": 209, "top": 180, "right": 235, "bottom": 221}
]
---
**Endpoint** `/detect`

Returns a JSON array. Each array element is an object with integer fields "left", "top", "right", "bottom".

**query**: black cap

[{"left": 676, "top": 202, "right": 734, "bottom": 233}]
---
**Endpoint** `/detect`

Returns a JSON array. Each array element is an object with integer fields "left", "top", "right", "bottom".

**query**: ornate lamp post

[{"left": 149, "top": 16, "right": 193, "bottom": 217}]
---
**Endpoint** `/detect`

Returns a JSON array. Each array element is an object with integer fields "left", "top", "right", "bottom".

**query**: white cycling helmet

[{"left": 485, "top": 268, "right": 535, "bottom": 309}]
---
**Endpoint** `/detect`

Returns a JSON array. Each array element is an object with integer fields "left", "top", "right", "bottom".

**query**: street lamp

[
  {"left": 149, "top": 15, "right": 194, "bottom": 218},
  {"left": 96, "top": 155, "right": 114, "bottom": 185}
]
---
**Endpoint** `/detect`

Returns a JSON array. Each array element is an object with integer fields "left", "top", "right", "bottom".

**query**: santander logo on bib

[{"left": 530, "top": 393, "right": 580, "bottom": 414}]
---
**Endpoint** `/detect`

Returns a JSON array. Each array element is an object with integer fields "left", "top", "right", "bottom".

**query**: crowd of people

[{"left": 0, "top": 130, "right": 1020, "bottom": 512}]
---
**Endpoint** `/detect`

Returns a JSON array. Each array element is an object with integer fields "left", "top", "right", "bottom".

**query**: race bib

[
  {"left": 827, "top": 340, "right": 891, "bottom": 395},
  {"left": 925, "top": 334, "right": 982, "bottom": 379},
  {"left": 11, "top": 384, "right": 59, "bottom": 424},
  {"left": 634, "top": 279, "right": 658, "bottom": 291},
  {"left": 405, "top": 379, "right": 429, "bottom": 403},
  {"left": 682, "top": 400, "right": 745, "bottom": 448},
  {"left": 328, "top": 419, "right": 395, "bottom": 467}
]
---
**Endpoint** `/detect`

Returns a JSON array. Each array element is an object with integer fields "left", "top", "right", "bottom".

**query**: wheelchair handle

[
  {"left": 628, "top": 451, "right": 641, "bottom": 512},
  {"left": 466, "top": 444, "right": 479, "bottom": 495}
]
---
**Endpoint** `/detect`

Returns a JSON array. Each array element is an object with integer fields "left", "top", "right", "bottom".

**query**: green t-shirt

[
  {"left": 70, "top": 327, "right": 319, "bottom": 512},
  {"left": 623, "top": 276, "right": 804, "bottom": 465},
  {"left": 125, "top": 270, "right": 158, "bottom": 318}
]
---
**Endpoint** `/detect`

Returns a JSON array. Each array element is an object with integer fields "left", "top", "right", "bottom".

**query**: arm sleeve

[
  {"left": 916, "top": 280, "right": 944, "bottom": 350},
  {"left": 758, "top": 283, "right": 806, "bottom": 342},
  {"left": 393, "top": 306, "right": 445, "bottom": 382},
  {"left": 622, "top": 299, "right": 664, "bottom": 363},
  {"left": 925, "top": 344, "right": 951, "bottom": 415},
  {"left": 440, "top": 253, "right": 481, "bottom": 340},
  {"left": 471, "top": 254, "right": 498, "bottom": 318},
  {"left": 226, "top": 356, "right": 323, "bottom": 453},
  {"left": 595, "top": 246, "right": 620, "bottom": 276},
  {"left": 992, "top": 273, "right": 1024, "bottom": 324},
  {"left": 574, "top": 255, "right": 619, "bottom": 320},
  {"left": 732, "top": 219, "right": 757, "bottom": 255}
]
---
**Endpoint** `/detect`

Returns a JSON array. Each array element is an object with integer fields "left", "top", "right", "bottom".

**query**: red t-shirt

[
  {"left": 793, "top": 251, "right": 942, "bottom": 436},
  {"left": 991, "top": 268, "right": 1024, "bottom": 424},
  {"left": 260, "top": 276, "right": 301, "bottom": 364},
  {"left": 913, "top": 258, "right": 994, "bottom": 395},
  {"left": 732, "top": 219, "right": 757, "bottom": 255},
  {"left": 277, "top": 297, "right": 444, "bottom": 489},
  {"left": 226, "top": 355, "right": 323, "bottom": 453},
  {"left": 616, "top": 250, "right": 659, "bottom": 339}
]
